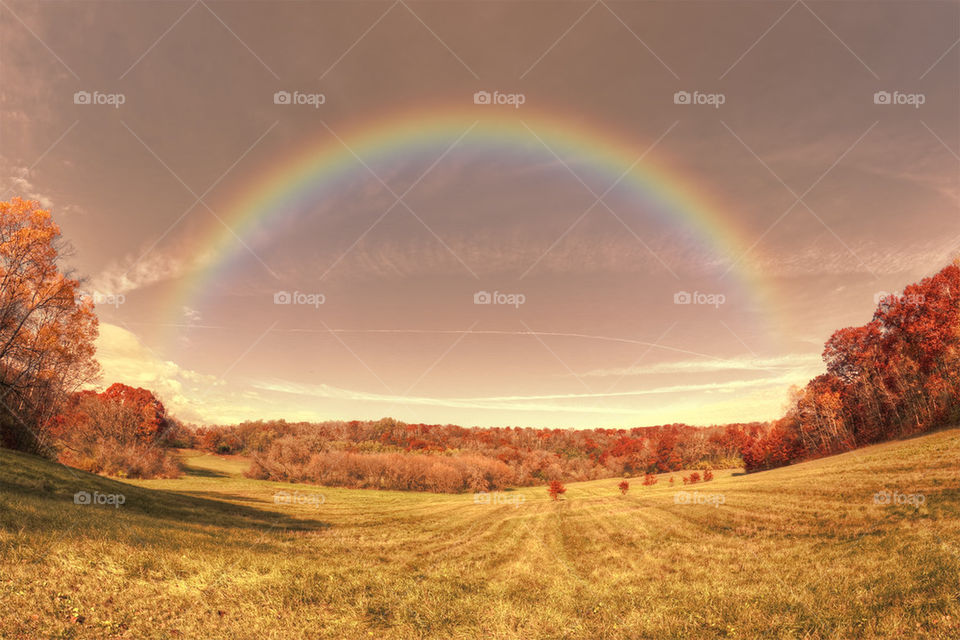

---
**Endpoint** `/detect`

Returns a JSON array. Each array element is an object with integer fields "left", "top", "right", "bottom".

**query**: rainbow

[{"left": 169, "top": 105, "right": 773, "bottom": 327}]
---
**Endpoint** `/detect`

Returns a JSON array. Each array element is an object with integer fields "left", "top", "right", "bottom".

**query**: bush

[
  {"left": 618, "top": 480, "right": 629, "bottom": 495},
  {"left": 641, "top": 473, "right": 658, "bottom": 486},
  {"left": 548, "top": 480, "right": 566, "bottom": 500},
  {"left": 162, "top": 421, "right": 196, "bottom": 449},
  {"left": 247, "top": 443, "right": 514, "bottom": 493},
  {"left": 58, "top": 440, "right": 181, "bottom": 479},
  {"left": 703, "top": 468, "right": 714, "bottom": 482},
  {"left": 49, "top": 384, "right": 181, "bottom": 479}
]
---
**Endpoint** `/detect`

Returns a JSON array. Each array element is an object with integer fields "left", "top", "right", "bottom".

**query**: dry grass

[{"left": 1, "top": 431, "right": 958, "bottom": 639}]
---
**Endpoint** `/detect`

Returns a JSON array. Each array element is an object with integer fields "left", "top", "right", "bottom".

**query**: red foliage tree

[
  {"left": 742, "top": 260, "right": 960, "bottom": 473},
  {"left": 618, "top": 480, "right": 629, "bottom": 495},
  {"left": 547, "top": 480, "right": 566, "bottom": 501},
  {"left": 50, "top": 383, "right": 179, "bottom": 478}
]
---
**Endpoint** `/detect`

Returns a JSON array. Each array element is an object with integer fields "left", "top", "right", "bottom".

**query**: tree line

[
  {"left": 737, "top": 260, "right": 960, "bottom": 471},
  {"left": 192, "top": 419, "right": 749, "bottom": 492},
  {"left": 4, "top": 196, "right": 958, "bottom": 487}
]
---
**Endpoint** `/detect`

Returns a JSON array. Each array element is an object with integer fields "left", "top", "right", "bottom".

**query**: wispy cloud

[
  {"left": 250, "top": 373, "right": 803, "bottom": 415},
  {"left": 3, "top": 166, "right": 55, "bottom": 208},
  {"left": 579, "top": 352, "right": 823, "bottom": 378},
  {"left": 91, "top": 247, "right": 213, "bottom": 296}
]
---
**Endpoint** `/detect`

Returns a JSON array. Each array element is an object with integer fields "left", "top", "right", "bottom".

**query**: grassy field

[{"left": 1, "top": 432, "right": 958, "bottom": 639}]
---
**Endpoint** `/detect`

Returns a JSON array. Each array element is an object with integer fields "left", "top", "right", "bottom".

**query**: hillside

[{"left": 1, "top": 432, "right": 958, "bottom": 639}]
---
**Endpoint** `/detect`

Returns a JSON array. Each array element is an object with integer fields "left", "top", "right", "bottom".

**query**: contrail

[{"left": 283, "top": 327, "right": 742, "bottom": 365}]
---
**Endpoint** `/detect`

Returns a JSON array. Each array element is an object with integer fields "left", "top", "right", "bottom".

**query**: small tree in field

[
  {"left": 618, "top": 480, "right": 629, "bottom": 495},
  {"left": 547, "top": 480, "right": 566, "bottom": 501},
  {"left": 642, "top": 472, "right": 658, "bottom": 486},
  {"left": 669, "top": 476, "right": 675, "bottom": 485},
  {"left": 703, "top": 468, "right": 714, "bottom": 482},
  {"left": 687, "top": 471, "right": 701, "bottom": 484}
]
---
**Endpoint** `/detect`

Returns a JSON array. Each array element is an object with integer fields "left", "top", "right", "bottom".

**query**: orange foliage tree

[{"left": 0, "top": 198, "right": 99, "bottom": 453}]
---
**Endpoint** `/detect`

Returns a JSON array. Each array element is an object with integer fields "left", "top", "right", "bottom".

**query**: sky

[{"left": 1, "top": 0, "right": 958, "bottom": 428}]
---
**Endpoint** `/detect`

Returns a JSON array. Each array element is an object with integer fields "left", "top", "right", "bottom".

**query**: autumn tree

[
  {"left": 741, "top": 260, "right": 960, "bottom": 472},
  {"left": 51, "top": 384, "right": 180, "bottom": 478},
  {"left": 547, "top": 480, "right": 566, "bottom": 501},
  {"left": 0, "top": 198, "right": 99, "bottom": 453}
]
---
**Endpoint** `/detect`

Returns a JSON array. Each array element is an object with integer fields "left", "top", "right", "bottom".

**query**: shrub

[
  {"left": 49, "top": 384, "right": 181, "bottom": 479},
  {"left": 618, "top": 480, "right": 629, "bottom": 495},
  {"left": 687, "top": 472, "right": 701, "bottom": 484},
  {"left": 162, "top": 421, "right": 196, "bottom": 449},
  {"left": 58, "top": 440, "right": 181, "bottom": 479},
  {"left": 641, "top": 473, "right": 658, "bottom": 486},
  {"left": 703, "top": 468, "right": 714, "bottom": 482},
  {"left": 247, "top": 445, "right": 515, "bottom": 493},
  {"left": 548, "top": 480, "right": 566, "bottom": 501}
]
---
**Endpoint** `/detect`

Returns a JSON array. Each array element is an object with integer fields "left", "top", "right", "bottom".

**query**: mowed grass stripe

[{"left": 2, "top": 430, "right": 960, "bottom": 638}]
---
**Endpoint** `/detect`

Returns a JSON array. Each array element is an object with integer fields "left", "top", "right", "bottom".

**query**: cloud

[
  {"left": 182, "top": 306, "right": 202, "bottom": 325},
  {"left": 3, "top": 167, "right": 55, "bottom": 208},
  {"left": 250, "top": 373, "right": 803, "bottom": 415},
  {"left": 95, "top": 323, "right": 226, "bottom": 422},
  {"left": 91, "top": 247, "right": 214, "bottom": 296},
  {"left": 579, "top": 352, "right": 824, "bottom": 378}
]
